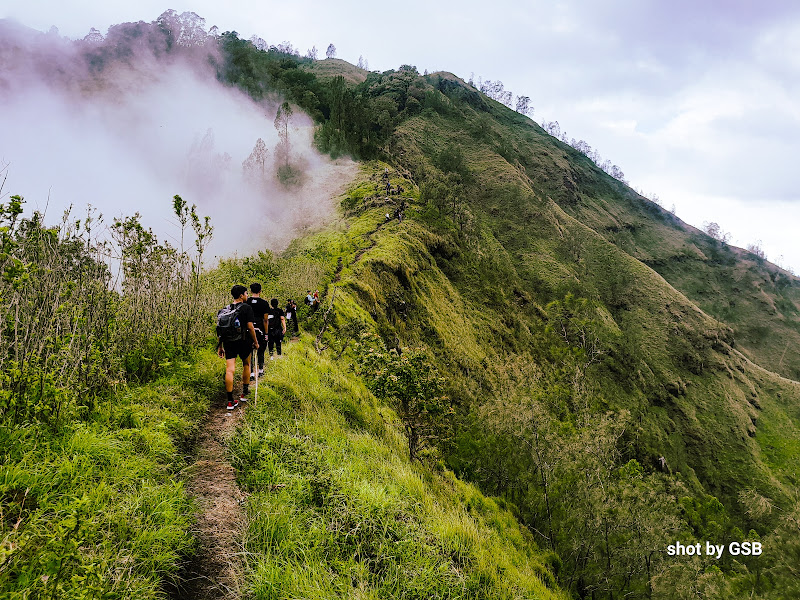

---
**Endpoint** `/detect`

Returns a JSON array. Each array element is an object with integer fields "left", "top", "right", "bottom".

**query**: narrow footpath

[{"left": 175, "top": 398, "right": 247, "bottom": 599}]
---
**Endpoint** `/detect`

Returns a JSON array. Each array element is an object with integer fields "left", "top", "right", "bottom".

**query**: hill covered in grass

[
  {"left": 4, "top": 19, "right": 800, "bottom": 599},
  {"left": 209, "top": 37, "right": 800, "bottom": 597}
]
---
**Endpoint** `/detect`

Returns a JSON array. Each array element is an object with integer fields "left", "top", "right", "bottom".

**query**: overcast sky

[{"left": 3, "top": 0, "right": 800, "bottom": 271}]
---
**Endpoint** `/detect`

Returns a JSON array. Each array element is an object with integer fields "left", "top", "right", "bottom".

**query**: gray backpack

[{"left": 216, "top": 303, "right": 244, "bottom": 342}]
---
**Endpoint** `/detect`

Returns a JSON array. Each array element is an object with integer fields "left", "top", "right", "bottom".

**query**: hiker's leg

[
  {"left": 256, "top": 329, "right": 266, "bottom": 369},
  {"left": 257, "top": 344, "right": 266, "bottom": 369},
  {"left": 225, "top": 358, "right": 236, "bottom": 392},
  {"left": 242, "top": 353, "right": 251, "bottom": 386},
  {"left": 276, "top": 337, "right": 282, "bottom": 356}
]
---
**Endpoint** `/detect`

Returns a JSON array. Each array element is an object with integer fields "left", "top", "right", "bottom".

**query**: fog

[{"left": 0, "top": 17, "right": 356, "bottom": 260}]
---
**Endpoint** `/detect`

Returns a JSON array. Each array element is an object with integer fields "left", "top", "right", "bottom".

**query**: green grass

[
  {"left": 265, "top": 133, "right": 800, "bottom": 596},
  {"left": 0, "top": 349, "right": 220, "bottom": 599},
  {"left": 229, "top": 338, "right": 565, "bottom": 600}
]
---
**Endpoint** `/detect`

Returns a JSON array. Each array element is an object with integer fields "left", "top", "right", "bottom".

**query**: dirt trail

[{"left": 174, "top": 399, "right": 247, "bottom": 600}]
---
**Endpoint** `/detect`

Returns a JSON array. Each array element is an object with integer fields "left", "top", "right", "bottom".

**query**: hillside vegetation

[{"left": 4, "top": 20, "right": 800, "bottom": 599}]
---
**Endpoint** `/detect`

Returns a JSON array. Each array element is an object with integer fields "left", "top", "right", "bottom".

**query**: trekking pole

[{"left": 253, "top": 347, "right": 259, "bottom": 407}]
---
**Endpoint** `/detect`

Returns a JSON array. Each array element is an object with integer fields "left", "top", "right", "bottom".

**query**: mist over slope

[{"left": 0, "top": 17, "right": 356, "bottom": 258}]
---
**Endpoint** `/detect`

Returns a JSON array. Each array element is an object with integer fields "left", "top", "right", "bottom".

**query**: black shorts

[{"left": 223, "top": 339, "right": 253, "bottom": 361}]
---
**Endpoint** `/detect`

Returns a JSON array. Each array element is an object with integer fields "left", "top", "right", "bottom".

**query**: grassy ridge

[
  {"left": 229, "top": 338, "right": 565, "bottom": 600},
  {"left": 417, "top": 73, "right": 800, "bottom": 382},
  {"left": 0, "top": 349, "right": 220, "bottom": 599},
  {"left": 300, "top": 158, "right": 800, "bottom": 596}
]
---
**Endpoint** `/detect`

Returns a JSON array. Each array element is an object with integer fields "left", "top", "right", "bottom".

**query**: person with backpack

[
  {"left": 285, "top": 298, "right": 299, "bottom": 336},
  {"left": 248, "top": 283, "right": 270, "bottom": 380},
  {"left": 266, "top": 297, "right": 287, "bottom": 358},
  {"left": 216, "top": 285, "right": 259, "bottom": 410}
]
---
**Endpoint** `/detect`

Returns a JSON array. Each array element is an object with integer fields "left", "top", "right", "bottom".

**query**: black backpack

[{"left": 216, "top": 303, "right": 244, "bottom": 342}]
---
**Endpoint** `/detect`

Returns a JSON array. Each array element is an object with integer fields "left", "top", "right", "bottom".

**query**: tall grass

[
  {"left": 228, "top": 339, "right": 564, "bottom": 600},
  {"left": 0, "top": 190, "right": 223, "bottom": 598},
  {"left": 0, "top": 349, "right": 220, "bottom": 598},
  {"left": 0, "top": 195, "right": 216, "bottom": 428}
]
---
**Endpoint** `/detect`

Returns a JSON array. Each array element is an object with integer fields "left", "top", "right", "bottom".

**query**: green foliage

[
  {"left": 0, "top": 349, "right": 219, "bottom": 599},
  {"left": 307, "top": 158, "right": 800, "bottom": 597},
  {"left": 355, "top": 335, "right": 451, "bottom": 462},
  {"left": 228, "top": 338, "right": 564, "bottom": 600},
  {"left": 0, "top": 197, "right": 215, "bottom": 428}
]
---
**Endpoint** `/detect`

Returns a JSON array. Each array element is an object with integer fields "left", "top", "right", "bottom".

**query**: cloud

[{"left": 0, "top": 19, "right": 356, "bottom": 261}]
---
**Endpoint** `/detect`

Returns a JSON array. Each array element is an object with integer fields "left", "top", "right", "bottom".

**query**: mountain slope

[
  {"left": 307, "top": 147, "right": 800, "bottom": 597},
  {"left": 413, "top": 73, "right": 800, "bottom": 382}
]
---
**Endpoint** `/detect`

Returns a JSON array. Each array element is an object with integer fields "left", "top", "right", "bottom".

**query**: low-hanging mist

[{"left": 0, "top": 17, "right": 356, "bottom": 260}]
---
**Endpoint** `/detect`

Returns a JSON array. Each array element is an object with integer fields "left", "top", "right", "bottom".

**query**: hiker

[
  {"left": 285, "top": 298, "right": 300, "bottom": 336},
  {"left": 312, "top": 290, "right": 320, "bottom": 310},
  {"left": 216, "top": 285, "right": 258, "bottom": 410},
  {"left": 248, "top": 283, "right": 270, "bottom": 380},
  {"left": 266, "top": 298, "right": 287, "bottom": 358},
  {"left": 305, "top": 290, "right": 314, "bottom": 306}
]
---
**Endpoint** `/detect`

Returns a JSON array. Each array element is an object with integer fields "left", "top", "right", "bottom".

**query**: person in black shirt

[
  {"left": 216, "top": 285, "right": 258, "bottom": 410},
  {"left": 285, "top": 299, "right": 300, "bottom": 336},
  {"left": 266, "top": 297, "right": 287, "bottom": 358},
  {"left": 248, "top": 283, "right": 270, "bottom": 377}
]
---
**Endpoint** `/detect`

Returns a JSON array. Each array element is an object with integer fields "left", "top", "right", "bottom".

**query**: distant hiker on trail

[
  {"left": 305, "top": 290, "right": 314, "bottom": 306},
  {"left": 266, "top": 298, "right": 287, "bottom": 358},
  {"left": 285, "top": 298, "right": 300, "bottom": 336},
  {"left": 216, "top": 285, "right": 258, "bottom": 410},
  {"left": 248, "top": 283, "right": 270, "bottom": 380},
  {"left": 313, "top": 290, "right": 320, "bottom": 310}
]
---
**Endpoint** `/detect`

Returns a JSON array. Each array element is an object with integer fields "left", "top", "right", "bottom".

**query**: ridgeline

[{"left": 2, "top": 18, "right": 800, "bottom": 599}]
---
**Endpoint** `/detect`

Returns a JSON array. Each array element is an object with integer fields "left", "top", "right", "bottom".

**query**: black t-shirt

[
  {"left": 285, "top": 302, "right": 296, "bottom": 320},
  {"left": 267, "top": 307, "right": 285, "bottom": 332},
  {"left": 248, "top": 297, "right": 270, "bottom": 331},
  {"left": 232, "top": 301, "right": 255, "bottom": 339}
]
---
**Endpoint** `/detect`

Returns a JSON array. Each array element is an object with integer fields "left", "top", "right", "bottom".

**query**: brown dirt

[{"left": 172, "top": 397, "right": 248, "bottom": 600}]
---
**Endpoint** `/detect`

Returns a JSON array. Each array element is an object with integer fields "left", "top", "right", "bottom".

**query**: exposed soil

[{"left": 172, "top": 397, "right": 248, "bottom": 600}]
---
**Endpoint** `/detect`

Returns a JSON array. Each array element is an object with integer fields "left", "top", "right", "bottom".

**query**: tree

[
  {"left": 356, "top": 340, "right": 450, "bottom": 462},
  {"left": 306, "top": 45, "right": 318, "bottom": 59},
  {"left": 357, "top": 55, "right": 365, "bottom": 69},
  {"left": 274, "top": 102, "right": 294, "bottom": 168},
  {"left": 83, "top": 27, "right": 104, "bottom": 43},
  {"left": 515, "top": 95, "right": 533, "bottom": 116},
  {"left": 242, "top": 138, "right": 269, "bottom": 184},
  {"left": 326, "top": 43, "right": 336, "bottom": 58},
  {"left": 249, "top": 35, "right": 268, "bottom": 51},
  {"left": 275, "top": 41, "right": 297, "bottom": 55},
  {"left": 543, "top": 120, "right": 561, "bottom": 138},
  {"left": 156, "top": 10, "right": 208, "bottom": 47},
  {"left": 746, "top": 240, "right": 766, "bottom": 260},
  {"left": 609, "top": 164, "right": 626, "bottom": 183},
  {"left": 702, "top": 221, "right": 731, "bottom": 244}
]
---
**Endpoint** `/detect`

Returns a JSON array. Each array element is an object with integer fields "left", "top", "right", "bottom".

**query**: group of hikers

[
  {"left": 215, "top": 283, "right": 308, "bottom": 411},
  {"left": 381, "top": 168, "right": 407, "bottom": 223}
]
